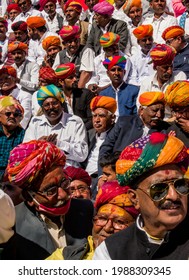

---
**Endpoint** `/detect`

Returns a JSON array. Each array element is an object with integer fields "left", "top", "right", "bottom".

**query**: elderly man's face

[
  {"left": 172, "top": 106, "right": 189, "bottom": 121},
  {"left": 69, "top": 180, "right": 91, "bottom": 199},
  {"left": 93, "top": 13, "right": 111, "bottom": 27},
  {"left": 42, "top": 97, "right": 63, "bottom": 124},
  {"left": 92, "top": 107, "right": 115, "bottom": 134},
  {"left": 14, "top": 30, "right": 28, "bottom": 42},
  {"left": 156, "top": 64, "right": 173, "bottom": 82},
  {"left": 0, "top": 73, "right": 16, "bottom": 92},
  {"left": 139, "top": 102, "right": 165, "bottom": 128},
  {"left": 63, "top": 37, "right": 80, "bottom": 55},
  {"left": 150, "top": 0, "right": 166, "bottom": 14},
  {"left": 0, "top": 105, "right": 23, "bottom": 131}
]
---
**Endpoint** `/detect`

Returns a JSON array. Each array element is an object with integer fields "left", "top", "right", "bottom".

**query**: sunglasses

[
  {"left": 0, "top": 111, "right": 22, "bottom": 118},
  {"left": 138, "top": 178, "right": 189, "bottom": 202}
]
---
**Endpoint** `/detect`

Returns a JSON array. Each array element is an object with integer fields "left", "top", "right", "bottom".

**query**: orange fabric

[
  {"left": 133, "top": 24, "right": 153, "bottom": 39},
  {"left": 26, "top": 16, "right": 46, "bottom": 28},
  {"left": 139, "top": 91, "right": 164, "bottom": 106},
  {"left": 90, "top": 96, "right": 117, "bottom": 114},
  {"left": 162, "top": 25, "right": 185, "bottom": 40}
]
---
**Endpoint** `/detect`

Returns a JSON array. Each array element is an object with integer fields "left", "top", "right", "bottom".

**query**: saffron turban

[
  {"left": 94, "top": 181, "right": 139, "bottom": 218},
  {"left": 93, "top": 1, "right": 114, "bottom": 16},
  {"left": 39, "top": 0, "right": 57, "bottom": 11},
  {"left": 116, "top": 132, "right": 189, "bottom": 187},
  {"left": 133, "top": 24, "right": 153, "bottom": 39},
  {"left": 59, "top": 25, "right": 80, "bottom": 41},
  {"left": 26, "top": 16, "right": 46, "bottom": 29},
  {"left": 65, "top": 166, "right": 92, "bottom": 186},
  {"left": 42, "top": 36, "right": 61, "bottom": 51},
  {"left": 7, "top": 140, "right": 66, "bottom": 188},
  {"left": 164, "top": 81, "right": 189, "bottom": 108},
  {"left": 39, "top": 66, "right": 58, "bottom": 84},
  {"left": 162, "top": 25, "right": 185, "bottom": 41},
  {"left": 0, "top": 66, "right": 17, "bottom": 79},
  {"left": 100, "top": 32, "right": 120, "bottom": 48},
  {"left": 7, "top": 3, "right": 21, "bottom": 13},
  {"left": 103, "top": 56, "right": 126, "bottom": 70},
  {"left": 11, "top": 21, "right": 27, "bottom": 31},
  {"left": 139, "top": 91, "right": 165, "bottom": 106},
  {"left": 37, "top": 84, "right": 64, "bottom": 107},
  {"left": 64, "top": 0, "right": 83, "bottom": 13},
  {"left": 90, "top": 96, "right": 117, "bottom": 114},
  {"left": 150, "top": 44, "right": 176, "bottom": 68},
  {"left": 0, "top": 17, "right": 8, "bottom": 30},
  {"left": 55, "top": 63, "right": 76, "bottom": 79},
  {"left": 123, "top": 0, "right": 142, "bottom": 15},
  {"left": 0, "top": 96, "right": 24, "bottom": 117},
  {"left": 8, "top": 41, "right": 28, "bottom": 53}
]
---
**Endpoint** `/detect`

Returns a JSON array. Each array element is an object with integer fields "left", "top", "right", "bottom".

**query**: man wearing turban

[
  {"left": 94, "top": 132, "right": 189, "bottom": 259},
  {"left": 11, "top": 21, "right": 29, "bottom": 44},
  {"left": 12, "top": 0, "right": 41, "bottom": 23},
  {"left": 6, "top": 3, "right": 21, "bottom": 35},
  {"left": 42, "top": 36, "right": 62, "bottom": 68}
]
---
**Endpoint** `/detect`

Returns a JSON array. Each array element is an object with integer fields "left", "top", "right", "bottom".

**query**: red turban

[
  {"left": 8, "top": 41, "right": 28, "bottom": 53},
  {"left": 90, "top": 96, "right": 117, "bottom": 114},
  {"left": 65, "top": 166, "right": 91, "bottom": 186},
  {"left": 162, "top": 25, "right": 185, "bottom": 41},
  {"left": 139, "top": 91, "right": 165, "bottom": 106},
  {"left": 59, "top": 25, "right": 80, "bottom": 41},
  {"left": 26, "top": 16, "right": 46, "bottom": 29},
  {"left": 7, "top": 3, "right": 21, "bottom": 13},
  {"left": 0, "top": 17, "right": 8, "bottom": 30},
  {"left": 39, "top": 66, "right": 58, "bottom": 84},
  {"left": 39, "top": 0, "right": 57, "bottom": 11},
  {"left": 55, "top": 63, "right": 76, "bottom": 79},
  {"left": 42, "top": 36, "right": 61, "bottom": 51},
  {"left": 133, "top": 24, "right": 153, "bottom": 39},
  {"left": 11, "top": 21, "right": 27, "bottom": 31},
  {"left": 103, "top": 56, "right": 126, "bottom": 70},
  {"left": 150, "top": 44, "right": 176, "bottom": 68}
]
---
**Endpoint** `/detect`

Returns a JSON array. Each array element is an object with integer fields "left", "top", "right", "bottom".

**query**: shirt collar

[
  {"left": 96, "top": 131, "right": 107, "bottom": 140},
  {"left": 39, "top": 112, "right": 67, "bottom": 127}
]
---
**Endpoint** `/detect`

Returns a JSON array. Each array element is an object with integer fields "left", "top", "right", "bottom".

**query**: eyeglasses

[
  {"left": 42, "top": 100, "right": 60, "bottom": 110},
  {"left": 69, "top": 185, "right": 90, "bottom": 194},
  {"left": 165, "top": 37, "right": 177, "bottom": 45},
  {"left": 36, "top": 178, "right": 71, "bottom": 197},
  {"left": 0, "top": 111, "right": 22, "bottom": 118},
  {"left": 138, "top": 178, "right": 189, "bottom": 202},
  {"left": 18, "top": 1, "right": 27, "bottom": 6},
  {"left": 93, "top": 215, "right": 130, "bottom": 230}
]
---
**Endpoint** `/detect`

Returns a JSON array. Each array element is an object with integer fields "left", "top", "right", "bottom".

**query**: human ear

[{"left": 127, "top": 189, "right": 140, "bottom": 210}]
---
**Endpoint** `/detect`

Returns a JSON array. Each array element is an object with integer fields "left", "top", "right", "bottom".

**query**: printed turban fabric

[
  {"left": 150, "top": 44, "right": 176, "bottom": 68},
  {"left": 103, "top": 55, "right": 126, "bottom": 70},
  {"left": 11, "top": 21, "right": 27, "bottom": 31},
  {"left": 37, "top": 84, "right": 64, "bottom": 107},
  {"left": 0, "top": 65, "right": 17, "bottom": 79},
  {"left": 139, "top": 91, "right": 165, "bottom": 106},
  {"left": 164, "top": 81, "right": 189, "bottom": 107},
  {"left": 93, "top": 1, "right": 114, "bottom": 16},
  {"left": 7, "top": 3, "right": 21, "bottom": 13},
  {"left": 0, "top": 96, "right": 24, "bottom": 117},
  {"left": 55, "top": 63, "right": 76, "bottom": 79},
  {"left": 39, "top": 0, "right": 57, "bottom": 11},
  {"left": 100, "top": 32, "right": 120, "bottom": 48},
  {"left": 59, "top": 25, "right": 80, "bottom": 41},
  {"left": 8, "top": 41, "right": 28, "bottom": 53},
  {"left": 64, "top": 0, "right": 82, "bottom": 13},
  {"left": 26, "top": 16, "right": 46, "bottom": 29},
  {"left": 133, "top": 24, "right": 153, "bottom": 39},
  {"left": 94, "top": 181, "right": 139, "bottom": 218},
  {"left": 42, "top": 36, "right": 61, "bottom": 51},
  {"left": 123, "top": 0, "right": 141, "bottom": 15},
  {"left": 39, "top": 66, "right": 58, "bottom": 84},
  {"left": 162, "top": 25, "right": 185, "bottom": 41},
  {"left": 65, "top": 166, "right": 91, "bottom": 186},
  {"left": 116, "top": 132, "right": 189, "bottom": 187},
  {"left": 90, "top": 95, "right": 117, "bottom": 114},
  {"left": 7, "top": 140, "right": 66, "bottom": 188}
]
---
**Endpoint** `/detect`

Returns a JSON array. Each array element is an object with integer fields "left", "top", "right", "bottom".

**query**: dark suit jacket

[{"left": 166, "top": 122, "right": 189, "bottom": 147}]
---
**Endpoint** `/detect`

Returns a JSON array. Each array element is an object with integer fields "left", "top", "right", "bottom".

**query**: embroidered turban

[
  {"left": 103, "top": 56, "right": 126, "bottom": 70},
  {"left": 26, "top": 16, "right": 46, "bottom": 29},
  {"left": 11, "top": 21, "right": 27, "bottom": 31},
  {"left": 8, "top": 41, "right": 28, "bottom": 53},
  {"left": 100, "top": 32, "right": 120, "bottom": 48},
  {"left": 59, "top": 25, "right": 80, "bottom": 41},
  {"left": 0, "top": 66, "right": 17, "bottom": 79},
  {"left": 55, "top": 63, "right": 76, "bottom": 79},
  {"left": 65, "top": 166, "right": 92, "bottom": 186},
  {"left": 133, "top": 24, "right": 153, "bottom": 39},
  {"left": 0, "top": 96, "right": 24, "bottom": 117},
  {"left": 94, "top": 181, "right": 139, "bottom": 218},
  {"left": 116, "top": 132, "right": 189, "bottom": 187},
  {"left": 150, "top": 44, "right": 176, "bottom": 68},
  {"left": 39, "top": 0, "right": 57, "bottom": 11},
  {"left": 42, "top": 36, "right": 61, "bottom": 51},
  {"left": 90, "top": 96, "right": 117, "bottom": 114},
  {"left": 39, "top": 66, "right": 58, "bottom": 84},
  {"left": 37, "top": 84, "right": 64, "bottom": 107},
  {"left": 162, "top": 25, "right": 185, "bottom": 41},
  {"left": 64, "top": 0, "right": 83, "bottom": 13},
  {"left": 7, "top": 3, "right": 21, "bottom": 13},
  {"left": 0, "top": 17, "right": 8, "bottom": 30},
  {"left": 139, "top": 91, "right": 165, "bottom": 106},
  {"left": 123, "top": 0, "right": 142, "bottom": 15},
  {"left": 164, "top": 81, "right": 189, "bottom": 108},
  {"left": 7, "top": 140, "right": 66, "bottom": 188},
  {"left": 93, "top": 1, "right": 114, "bottom": 16}
]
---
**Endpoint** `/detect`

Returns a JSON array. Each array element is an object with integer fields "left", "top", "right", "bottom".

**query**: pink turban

[
  {"left": 93, "top": 1, "right": 114, "bottom": 16},
  {"left": 59, "top": 25, "right": 80, "bottom": 41},
  {"left": 65, "top": 166, "right": 91, "bottom": 186}
]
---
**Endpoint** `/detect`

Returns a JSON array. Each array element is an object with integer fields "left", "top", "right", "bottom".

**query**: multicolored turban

[
  {"left": 7, "top": 3, "right": 21, "bottom": 13},
  {"left": 7, "top": 140, "right": 66, "bottom": 188},
  {"left": 94, "top": 181, "right": 139, "bottom": 218},
  {"left": 39, "top": 66, "right": 58, "bottom": 84},
  {"left": 37, "top": 84, "right": 64, "bottom": 107},
  {"left": 162, "top": 26, "right": 185, "bottom": 41},
  {"left": 164, "top": 81, "right": 189, "bottom": 108},
  {"left": 133, "top": 24, "right": 153, "bottom": 39},
  {"left": 65, "top": 166, "right": 91, "bottom": 186},
  {"left": 11, "top": 21, "right": 27, "bottom": 31},
  {"left": 64, "top": 0, "right": 83, "bottom": 13},
  {"left": 103, "top": 56, "right": 126, "bottom": 70},
  {"left": 39, "top": 0, "right": 57, "bottom": 11},
  {"left": 26, "top": 16, "right": 46, "bottom": 29},
  {"left": 116, "top": 132, "right": 189, "bottom": 187},
  {"left": 139, "top": 91, "right": 165, "bottom": 106},
  {"left": 0, "top": 17, "right": 8, "bottom": 30},
  {"left": 59, "top": 25, "right": 80, "bottom": 41},
  {"left": 93, "top": 1, "right": 114, "bottom": 16},
  {"left": 90, "top": 96, "right": 117, "bottom": 114},
  {"left": 55, "top": 63, "right": 76, "bottom": 80},
  {"left": 8, "top": 41, "right": 28, "bottom": 53},
  {"left": 0, "top": 65, "right": 17, "bottom": 79},
  {"left": 42, "top": 36, "right": 61, "bottom": 51},
  {"left": 150, "top": 44, "right": 176, "bottom": 68},
  {"left": 0, "top": 96, "right": 24, "bottom": 117},
  {"left": 100, "top": 32, "right": 120, "bottom": 48},
  {"left": 123, "top": 0, "right": 142, "bottom": 15}
]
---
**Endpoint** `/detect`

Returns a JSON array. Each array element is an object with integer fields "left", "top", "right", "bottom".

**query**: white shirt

[
  {"left": 12, "top": 7, "right": 41, "bottom": 25},
  {"left": 125, "top": 19, "right": 144, "bottom": 57},
  {"left": 112, "top": 5, "right": 130, "bottom": 22},
  {"left": 0, "top": 38, "right": 8, "bottom": 65},
  {"left": 41, "top": 11, "right": 61, "bottom": 33}
]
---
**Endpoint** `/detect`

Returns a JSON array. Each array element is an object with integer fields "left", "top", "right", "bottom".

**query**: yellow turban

[
  {"left": 123, "top": 0, "right": 141, "bottom": 15},
  {"left": 8, "top": 41, "right": 28, "bottom": 53},
  {"left": 164, "top": 81, "right": 189, "bottom": 107},
  {"left": 139, "top": 91, "right": 165, "bottom": 106},
  {"left": 162, "top": 25, "right": 185, "bottom": 41},
  {"left": 133, "top": 24, "right": 153, "bottom": 39},
  {"left": 26, "top": 16, "right": 46, "bottom": 29},
  {"left": 42, "top": 36, "right": 61, "bottom": 51},
  {"left": 0, "top": 96, "right": 24, "bottom": 116},
  {"left": 90, "top": 96, "right": 117, "bottom": 114}
]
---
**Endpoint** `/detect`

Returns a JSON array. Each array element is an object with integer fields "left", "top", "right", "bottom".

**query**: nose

[
  {"left": 103, "top": 219, "right": 114, "bottom": 233},
  {"left": 72, "top": 189, "right": 83, "bottom": 198},
  {"left": 57, "top": 187, "right": 68, "bottom": 200},
  {"left": 156, "top": 109, "right": 161, "bottom": 118},
  {"left": 166, "top": 184, "right": 179, "bottom": 201}
]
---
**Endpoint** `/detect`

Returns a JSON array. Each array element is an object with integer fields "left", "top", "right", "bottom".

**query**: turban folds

[
  {"left": 103, "top": 56, "right": 126, "bottom": 70},
  {"left": 39, "top": 66, "right": 58, "bottom": 84},
  {"left": 123, "top": 0, "right": 142, "bottom": 15},
  {"left": 133, "top": 24, "right": 153, "bottom": 39},
  {"left": 93, "top": 1, "right": 114, "bottom": 16},
  {"left": 26, "top": 16, "right": 46, "bottom": 29},
  {"left": 37, "top": 84, "right": 64, "bottom": 107},
  {"left": 90, "top": 96, "right": 117, "bottom": 114},
  {"left": 116, "top": 132, "right": 189, "bottom": 186},
  {"left": 39, "top": 0, "right": 57, "bottom": 11},
  {"left": 42, "top": 36, "right": 61, "bottom": 51},
  {"left": 100, "top": 32, "right": 120, "bottom": 48},
  {"left": 139, "top": 91, "right": 164, "bottom": 106},
  {"left": 0, "top": 96, "right": 24, "bottom": 117},
  {"left": 11, "top": 21, "right": 27, "bottom": 31},
  {"left": 55, "top": 63, "right": 76, "bottom": 79},
  {"left": 150, "top": 44, "right": 176, "bottom": 68},
  {"left": 0, "top": 65, "right": 17, "bottom": 79},
  {"left": 59, "top": 25, "right": 80, "bottom": 41},
  {"left": 7, "top": 140, "right": 66, "bottom": 188},
  {"left": 162, "top": 25, "right": 185, "bottom": 41},
  {"left": 7, "top": 3, "right": 21, "bottom": 13},
  {"left": 8, "top": 41, "right": 28, "bottom": 53},
  {"left": 64, "top": 1, "right": 83, "bottom": 13},
  {"left": 164, "top": 81, "right": 189, "bottom": 107},
  {"left": 65, "top": 166, "right": 91, "bottom": 186}
]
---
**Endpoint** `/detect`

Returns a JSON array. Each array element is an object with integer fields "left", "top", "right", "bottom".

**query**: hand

[
  {"left": 177, "top": 118, "right": 189, "bottom": 133},
  {"left": 46, "top": 133, "right": 58, "bottom": 144},
  {"left": 38, "top": 136, "right": 48, "bottom": 141},
  {"left": 168, "top": 130, "right": 176, "bottom": 137},
  {"left": 97, "top": 176, "right": 107, "bottom": 188},
  {"left": 88, "top": 84, "right": 99, "bottom": 95}
]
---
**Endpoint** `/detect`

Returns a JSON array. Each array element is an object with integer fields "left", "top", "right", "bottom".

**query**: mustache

[
  {"left": 151, "top": 117, "right": 161, "bottom": 121},
  {"left": 46, "top": 109, "right": 59, "bottom": 114},
  {"left": 159, "top": 200, "right": 182, "bottom": 210}
]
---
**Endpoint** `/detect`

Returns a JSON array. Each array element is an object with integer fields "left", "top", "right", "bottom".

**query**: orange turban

[
  {"left": 165, "top": 81, "right": 189, "bottom": 107},
  {"left": 162, "top": 26, "right": 185, "bottom": 41},
  {"left": 8, "top": 41, "right": 28, "bottom": 53},
  {"left": 42, "top": 36, "right": 61, "bottom": 51},
  {"left": 0, "top": 66, "right": 17, "bottom": 79},
  {"left": 55, "top": 63, "right": 76, "bottom": 79},
  {"left": 100, "top": 32, "right": 120, "bottom": 48},
  {"left": 64, "top": 0, "right": 82, "bottom": 13},
  {"left": 123, "top": 0, "right": 141, "bottom": 15},
  {"left": 150, "top": 44, "right": 176, "bottom": 68},
  {"left": 90, "top": 96, "right": 117, "bottom": 114},
  {"left": 26, "top": 16, "right": 46, "bottom": 29},
  {"left": 139, "top": 91, "right": 165, "bottom": 106},
  {"left": 133, "top": 24, "right": 153, "bottom": 39}
]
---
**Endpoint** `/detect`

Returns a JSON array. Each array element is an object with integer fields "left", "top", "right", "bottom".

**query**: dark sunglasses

[
  {"left": 1, "top": 111, "right": 22, "bottom": 118},
  {"left": 138, "top": 178, "right": 189, "bottom": 202}
]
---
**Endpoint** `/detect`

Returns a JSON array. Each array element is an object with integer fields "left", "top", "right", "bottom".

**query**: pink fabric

[{"left": 172, "top": 0, "right": 186, "bottom": 17}]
